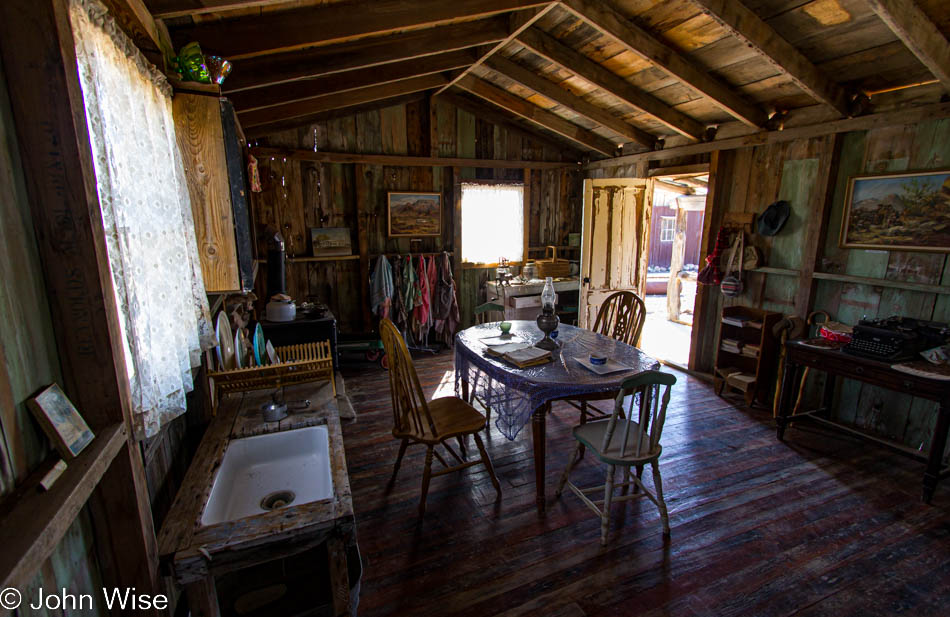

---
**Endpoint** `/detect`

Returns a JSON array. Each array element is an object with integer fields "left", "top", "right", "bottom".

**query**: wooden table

[
  {"left": 455, "top": 321, "right": 659, "bottom": 514},
  {"left": 776, "top": 340, "right": 950, "bottom": 503},
  {"left": 157, "top": 380, "right": 355, "bottom": 616}
]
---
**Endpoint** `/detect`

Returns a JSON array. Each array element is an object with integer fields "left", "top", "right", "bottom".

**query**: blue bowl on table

[{"left": 589, "top": 354, "right": 607, "bottom": 366}]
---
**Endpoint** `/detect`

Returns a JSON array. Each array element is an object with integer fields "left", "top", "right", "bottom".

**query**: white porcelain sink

[{"left": 201, "top": 425, "right": 334, "bottom": 526}]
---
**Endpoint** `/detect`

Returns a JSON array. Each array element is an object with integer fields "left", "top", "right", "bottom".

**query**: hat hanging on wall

[{"left": 757, "top": 200, "right": 791, "bottom": 236}]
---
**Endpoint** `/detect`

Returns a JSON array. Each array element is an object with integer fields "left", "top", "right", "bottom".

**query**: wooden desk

[{"left": 776, "top": 340, "right": 950, "bottom": 503}]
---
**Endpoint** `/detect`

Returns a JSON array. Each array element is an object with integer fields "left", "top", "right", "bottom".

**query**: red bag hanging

[{"left": 697, "top": 228, "right": 728, "bottom": 285}]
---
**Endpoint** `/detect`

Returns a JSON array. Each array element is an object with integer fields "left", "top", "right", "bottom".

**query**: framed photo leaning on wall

[{"left": 840, "top": 169, "right": 950, "bottom": 252}]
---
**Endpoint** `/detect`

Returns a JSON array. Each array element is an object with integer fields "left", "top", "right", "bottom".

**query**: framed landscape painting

[
  {"left": 388, "top": 192, "right": 442, "bottom": 237},
  {"left": 840, "top": 169, "right": 950, "bottom": 252}
]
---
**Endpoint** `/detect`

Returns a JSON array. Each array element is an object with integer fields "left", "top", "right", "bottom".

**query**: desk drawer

[{"left": 509, "top": 293, "right": 558, "bottom": 309}]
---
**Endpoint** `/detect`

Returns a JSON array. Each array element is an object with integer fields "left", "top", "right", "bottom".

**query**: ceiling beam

[
  {"left": 516, "top": 27, "right": 706, "bottom": 141},
  {"left": 239, "top": 74, "right": 449, "bottom": 129},
  {"left": 456, "top": 74, "right": 618, "bottom": 155},
  {"left": 866, "top": 0, "right": 950, "bottom": 93},
  {"left": 558, "top": 0, "right": 768, "bottom": 128},
  {"left": 249, "top": 147, "right": 574, "bottom": 169},
  {"left": 230, "top": 50, "right": 476, "bottom": 111},
  {"left": 689, "top": 0, "right": 851, "bottom": 116},
  {"left": 435, "top": 4, "right": 558, "bottom": 95},
  {"left": 99, "top": 0, "right": 168, "bottom": 57},
  {"left": 245, "top": 92, "right": 431, "bottom": 140},
  {"left": 484, "top": 55, "right": 656, "bottom": 148},
  {"left": 152, "top": 0, "right": 305, "bottom": 19},
  {"left": 170, "top": 0, "right": 550, "bottom": 59},
  {"left": 585, "top": 100, "right": 950, "bottom": 169},
  {"left": 435, "top": 90, "right": 582, "bottom": 156},
  {"left": 221, "top": 17, "right": 508, "bottom": 93}
]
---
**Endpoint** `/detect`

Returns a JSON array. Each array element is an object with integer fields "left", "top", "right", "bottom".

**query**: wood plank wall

[
  {"left": 251, "top": 96, "right": 583, "bottom": 333},
  {"left": 0, "top": 61, "right": 108, "bottom": 615},
  {"left": 692, "top": 119, "right": 950, "bottom": 452}
]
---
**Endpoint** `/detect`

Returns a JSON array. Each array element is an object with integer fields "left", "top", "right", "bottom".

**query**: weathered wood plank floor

[{"left": 341, "top": 352, "right": 950, "bottom": 617}]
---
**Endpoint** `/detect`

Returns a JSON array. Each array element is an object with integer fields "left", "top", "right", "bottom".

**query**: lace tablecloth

[{"left": 455, "top": 321, "right": 660, "bottom": 440}]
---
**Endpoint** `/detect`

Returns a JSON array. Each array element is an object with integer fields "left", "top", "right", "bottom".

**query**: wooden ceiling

[{"left": 143, "top": 0, "right": 950, "bottom": 158}]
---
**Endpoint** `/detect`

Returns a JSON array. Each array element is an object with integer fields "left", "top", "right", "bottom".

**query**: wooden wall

[
  {"left": 694, "top": 119, "right": 950, "bottom": 453},
  {"left": 0, "top": 61, "right": 107, "bottom": 614},
  {"left": 251, "top": 96, "right": 583, "bottom": 333}
]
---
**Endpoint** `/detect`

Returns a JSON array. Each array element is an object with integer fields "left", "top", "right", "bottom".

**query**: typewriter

[{"left": 843, "top": 316, "right": 950, "bottom": 362}]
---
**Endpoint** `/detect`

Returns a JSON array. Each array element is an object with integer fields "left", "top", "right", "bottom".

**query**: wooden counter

[{"left": 157, "top": 380, "right": 354, "bottom": 616}]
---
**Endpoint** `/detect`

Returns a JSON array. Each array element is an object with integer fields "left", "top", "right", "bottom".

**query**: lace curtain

[
  {"left": 69, "top": 0, "right": 213, "bottom": 440},
  {"left": 460, "top": 183, "right": 525, "bottom": 264}
]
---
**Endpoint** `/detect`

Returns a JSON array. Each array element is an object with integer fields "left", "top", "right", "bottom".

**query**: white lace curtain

[
  {"left": 460, "top": 183, "right": 525, "bottom": 264},
  {"left": 69, "top": 0, "right": 213, "bottom": 440}
]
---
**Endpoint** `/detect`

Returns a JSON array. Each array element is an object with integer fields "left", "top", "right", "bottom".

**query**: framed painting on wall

[
  {"left": 840, "top": 169, "right": 950, "bottom": 252},
  {"left": 388, "top": 191, "right": 442, "bottom": 237}
]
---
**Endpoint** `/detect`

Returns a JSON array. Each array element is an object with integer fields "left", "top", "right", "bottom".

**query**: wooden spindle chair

[
  {"left": 556, "top": 370, "right": 676, "bottom": 545},
  {"left": 570, "top": 290, "right": 648, "bottom": 421},
  {"left": 592, "top": 290, "right": 647, "bottom": 346},
  {"left": 380, "top": 318, "right": 501, "bottom": 516}
]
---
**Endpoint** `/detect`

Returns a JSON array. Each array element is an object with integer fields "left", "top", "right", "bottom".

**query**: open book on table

[{"left": 485, "top": 342, "right": 552, "bottom": 368}]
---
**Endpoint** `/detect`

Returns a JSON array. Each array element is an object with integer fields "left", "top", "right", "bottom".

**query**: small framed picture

[
  {"left": 28, "top": 384, "right": 95, "bottom": 460},
  {"left": 388, "top": 192, "right": 442, "bottom": 237},
  {"left": 310, "top": 227, "right": 353, "bottom": 256}
]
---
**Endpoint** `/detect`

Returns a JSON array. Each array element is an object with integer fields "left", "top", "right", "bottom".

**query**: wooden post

[
  {"left": 666, "top": 204, "right": 688, "bottom": 322},
  {"left": 794, "top": 134, "right": 841, "bottom": 318},
  {"left": 0, "top": 0, "right": 159, "bottom": 599},
  {"left": 355, "top": 164, "right": 373, "bottom": 331}
]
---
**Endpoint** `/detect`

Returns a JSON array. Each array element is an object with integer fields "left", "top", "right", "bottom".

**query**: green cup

[{"left": 500, "top": 321, "right": 512, "bottom": 334}]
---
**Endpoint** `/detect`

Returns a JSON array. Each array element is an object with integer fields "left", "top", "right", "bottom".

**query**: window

[
  {"left": 70, "top": 1, "right": 212, "bottom": 439},
  {"left": 660, "top": 216, "right": 676, "bottom": 242},
  {"left": 460, "top": 183, "right": 524, "bottom": 264}
]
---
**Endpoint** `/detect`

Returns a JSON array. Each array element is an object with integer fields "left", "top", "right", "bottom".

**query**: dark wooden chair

[
  {"left": 556, "top": 370, "right": 676, "bottom": 545},
  {"left": 380, "top": 318, "right": 501, "bottom": 516},
  {"left": 591, "top": 290, "right": 647, "bottom": 346}
]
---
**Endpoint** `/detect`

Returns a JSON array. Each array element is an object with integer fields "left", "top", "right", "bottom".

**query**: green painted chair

[
  {"left": 473, "top": 301, "right": 505, "bottom": 325},
  {"left": 556, "top": 370, "right": 676, "bottom": 545},
  {"left": 470, "top": 301, "right": 505, "bottom": 430}
]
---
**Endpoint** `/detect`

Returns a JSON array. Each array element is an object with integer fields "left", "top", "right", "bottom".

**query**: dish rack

[{"left": 208, "top": 340, "right": 335, "bottom": 405}]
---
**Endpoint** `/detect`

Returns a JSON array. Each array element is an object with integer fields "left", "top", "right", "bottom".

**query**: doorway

[{"left": 639, "top": 176, "right": 708, "bottom": 369}]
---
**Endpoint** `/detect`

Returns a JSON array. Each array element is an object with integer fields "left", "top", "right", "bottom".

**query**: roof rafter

[
  {"left": 455, "top": 74, "right": 618, "bottom": 155},
  {"left": 689, "top": 0, "right": 851, "bottom": 116},
  {"left": 170, "top": 0, "right": 551, "bottom": 59},
  {"left": 230, "top": 50, "right": 477, "bottom": 112},
  {"left": 515, "top": 27, "right": 706, "bottom": 141},
  {"left": 558, "top": 0, "right": 768, "bottom": 128},
  {"left": 222, "top": 17, "right": 509, "bottom": 93},
  {"left": 435, "top": 4, "right": 558, "bottom": 95},
  {"left": 484, "top": 55, "right": 656, "bottom": 148},
  {"left": 435, "top": 90, "right": 582, "bottom": 156},
  {"left": 153, "top": 0, "right": 303, "bottom": 19},
  {"left": 238, "top": 74, "right": 450, "bottom": 130},
  {"left": 866, "top": 0, "right": 950, "bottom": 93}
]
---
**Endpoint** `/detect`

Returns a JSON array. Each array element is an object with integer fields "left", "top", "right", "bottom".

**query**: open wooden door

[{"left": 579, "top": 178, "right": 651, "bottom": 334}]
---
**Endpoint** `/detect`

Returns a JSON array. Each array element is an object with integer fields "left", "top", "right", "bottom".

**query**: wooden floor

[{"left": 340, "top": 352, "right": 950, "bottom": 617}]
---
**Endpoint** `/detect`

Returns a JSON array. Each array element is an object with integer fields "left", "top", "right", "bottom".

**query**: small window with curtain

[
  {"left": 660, "top": 216, "right": 676, "bottom": 243},
  {"left": 460, "top": 183, "right": 525, "bottom": 264}
]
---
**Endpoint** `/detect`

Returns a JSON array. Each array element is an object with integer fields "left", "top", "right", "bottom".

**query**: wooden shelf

[
  {"left": 288, "top": 255, "right": 360, "bottom": 263},
  {"left": 0, "top": 423, "right": 126, "bottom": 589},
  {"left": 255, "top": 255, "right": 360, "bottom": 265},
  {"left": 812, "top": 272, "right": 950, "bottom": 295},
  {"left": 749, "top": 267, "right": 800, "bottom": 277}
]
